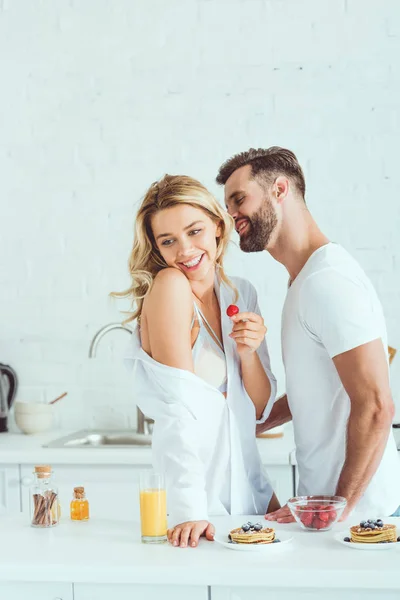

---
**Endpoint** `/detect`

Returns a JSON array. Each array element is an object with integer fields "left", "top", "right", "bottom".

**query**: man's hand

[
  {"left": 167, "top": 520, "right": 215, "bottom": 548},
  {"left": 264, "top": 504, "right": 295, "bottom": 524}
]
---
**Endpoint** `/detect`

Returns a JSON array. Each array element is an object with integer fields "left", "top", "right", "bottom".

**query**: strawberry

[
  {"left": 328, "top": 509, "right": 337, "bottom": 522},
  {"left": 300, "top": 512, "right": 314, "bottom": 527},
  {"left": 313, "top": 517, "right": 326, "bottom": 530},
  {"left": 226, "top": 305, "right": 239, "bottom": 317},
  {"left": 319, "top": 511, "right": 330, "bottom": 522}
]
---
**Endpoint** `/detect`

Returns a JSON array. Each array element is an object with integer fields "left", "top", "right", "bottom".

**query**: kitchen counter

[
  {"left": 0, "top": 425, "right": 296, "bottom": 466},
  {"left": 0, "top": 513, "right": 399, "bottom": 591}
]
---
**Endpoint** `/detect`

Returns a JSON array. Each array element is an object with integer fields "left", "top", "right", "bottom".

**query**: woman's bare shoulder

[
  {"left": 141, "top": 268, "right": 194, "bottom": 368},
  {"left": 143, "top": 268, "right": 193, "bottom": 317}
]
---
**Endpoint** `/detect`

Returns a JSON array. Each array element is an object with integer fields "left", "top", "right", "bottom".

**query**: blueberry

[
  {"left": 254, "top": 523, "right": 262, "bottom": 531},
  {"left": 369, "top": 524, "right": 376, "bottom": 530},
  {"left": 360, "top": 521, "right": 366, "bottom": 528},
  {"left": 242, "top": 524, "right": 250, "bottom": 532},
  {"left": 376, "top": 519, "right": 383, "bottom": 527},
  {"left": 397, "top": 537, "right": 400, "bottom": 542},
  {"left": 273, "top": 538, "right": 281, "bottom": 543},
  {"left": 228, "top": 534, "right": 232, "bottom": 540},
  {"left": 343, "top": 537, "right": 351, "bottom": 542}
]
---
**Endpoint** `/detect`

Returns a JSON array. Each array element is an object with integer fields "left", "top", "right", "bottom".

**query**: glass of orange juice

[{"left": 139, "top": 470, "right": 167, "bottom": 544}]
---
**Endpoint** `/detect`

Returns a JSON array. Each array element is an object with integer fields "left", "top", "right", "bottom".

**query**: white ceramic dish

[
  {"left": 334, "top": 531, "right": 400, "bottom": 551},
  {"left": 14, "top": 404, "right": 53, "bottom": 434},
  {"left": 14, "top": 402, "right": 53, "bottom": 414},
  {"left": 214, "top": 530, "right": 293, "bottom": 552}
]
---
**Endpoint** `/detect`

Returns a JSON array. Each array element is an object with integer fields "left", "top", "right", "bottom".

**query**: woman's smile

[{"left": 178, "top": 253, "right": 205, "bottom": 272}]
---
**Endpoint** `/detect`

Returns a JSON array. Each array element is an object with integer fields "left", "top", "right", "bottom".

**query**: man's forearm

[
  {"left": 336, "top": 394, "right": 394, "bottom": 514},
  {"left": 256, "top": 394, "right": 292, "bottom": 434}
]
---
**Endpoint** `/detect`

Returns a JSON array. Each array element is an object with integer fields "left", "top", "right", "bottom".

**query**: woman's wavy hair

[{"left": 112, "top": 174, "right": 237, "bottom": 323}]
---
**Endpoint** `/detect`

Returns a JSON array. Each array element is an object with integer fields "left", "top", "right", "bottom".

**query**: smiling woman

[
  {"left": 113, "top": 175, "right": 235, "bottom": 323},
  {"left": 113, "top": 174, "right": 279, "bottom": 548}
]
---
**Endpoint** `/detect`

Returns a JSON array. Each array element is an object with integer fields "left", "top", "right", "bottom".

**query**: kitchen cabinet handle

[{"left": 21, "top": 476, "right": 33, "bottom": 486}]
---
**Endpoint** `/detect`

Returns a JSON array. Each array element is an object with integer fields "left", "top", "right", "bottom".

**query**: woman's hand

[
  {"left": 229, "top": 312, "right": 267, "bottom": 357},
  {"left": 167, "top": 520, "right": 215, "bottom": 548}
]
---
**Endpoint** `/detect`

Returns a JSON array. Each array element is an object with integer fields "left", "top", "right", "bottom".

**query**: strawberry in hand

[{"left": 226, "top": 305, "right": 239, "bottom": 317}]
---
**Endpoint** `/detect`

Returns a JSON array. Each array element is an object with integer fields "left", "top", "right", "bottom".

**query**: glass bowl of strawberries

[{"left": 287, "top": 495, "right": 347, "bottom": 531}]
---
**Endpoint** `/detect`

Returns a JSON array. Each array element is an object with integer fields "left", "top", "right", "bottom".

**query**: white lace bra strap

[
  {"left": 195, "top": 305, "right": 224, "bottom": 353},
  {"left": 191, "top": 301, "right": 202, "bottom": 328}
]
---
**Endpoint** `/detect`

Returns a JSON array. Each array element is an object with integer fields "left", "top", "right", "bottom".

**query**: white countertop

[
  {"left": 0, "top": 513, "right": 399, "bottom": 589},
  {"left": 0, "top": 426, "right": 296, "bottom": 466}
]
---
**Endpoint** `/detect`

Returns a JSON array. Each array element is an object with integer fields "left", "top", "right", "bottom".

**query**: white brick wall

[{"left": 1, "top": 0, "right": 400, "bottom": 430}]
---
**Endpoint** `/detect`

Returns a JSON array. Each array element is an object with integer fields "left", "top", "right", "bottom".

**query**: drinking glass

[{"left": 139, "top": 471, "right": 167, "bottom": 544}]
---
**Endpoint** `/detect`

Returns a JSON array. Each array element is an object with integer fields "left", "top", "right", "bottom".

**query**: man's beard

[{"left": 239, "top": 198, "right": 278, "bottom": 253}]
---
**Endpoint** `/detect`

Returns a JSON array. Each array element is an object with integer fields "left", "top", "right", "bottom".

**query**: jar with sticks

[{"left": 30, "top": 465, "right": 60, "bottom": 528}]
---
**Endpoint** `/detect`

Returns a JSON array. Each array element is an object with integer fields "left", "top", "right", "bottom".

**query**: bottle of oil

[{"left": 70, "top": 486, "right": 90, "bottom": 521}]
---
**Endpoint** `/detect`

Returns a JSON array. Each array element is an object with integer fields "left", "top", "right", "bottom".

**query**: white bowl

[
  {"left": 14, "top": 402, "right": 53, "bottom": 415},
  {"left": 14, "top": 406, "right": 53, "bottom": 434}
]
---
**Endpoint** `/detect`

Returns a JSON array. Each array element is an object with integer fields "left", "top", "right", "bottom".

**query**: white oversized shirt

[
  {"left": 125, "top": 276, "right": 277, "bottom": 526},
  {"left": 282, "top": 243, "right": 400, "bottom": 516}
]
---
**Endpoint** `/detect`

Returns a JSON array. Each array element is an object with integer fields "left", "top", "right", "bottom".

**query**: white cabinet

[
  {"left": 20, "top": 464, "right": 143, "bottom": 520},
  {"left": 264, "top": 465, "right": 293, "bottom": 505},
  {"left": 0, "top": 582, "right": 72, "bottom": 600},
  {"left": 211, "top": 589, "right": 400, "bottom": 600},
  {"left": 0, "top": 464, "right": 21, "bottom": 514},
  {"left": 75, "top": 583, "right": 208, "bottom": 600}
]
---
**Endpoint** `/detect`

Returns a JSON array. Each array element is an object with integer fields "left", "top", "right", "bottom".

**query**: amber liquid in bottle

[{"left": 70, "top": 486, "right": 90, "bottom": 521}]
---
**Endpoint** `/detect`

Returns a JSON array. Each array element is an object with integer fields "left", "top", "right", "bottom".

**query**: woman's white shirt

[{"left": 124, "top": 275, "right": 277, "bottom": 526}]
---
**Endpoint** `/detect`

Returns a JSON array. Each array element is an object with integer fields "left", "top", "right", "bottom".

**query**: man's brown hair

[{"left": 216, "top": 146, "right": 306, "bottom": 198}]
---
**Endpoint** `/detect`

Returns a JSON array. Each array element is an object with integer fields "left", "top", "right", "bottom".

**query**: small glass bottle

[
  {"left": 70, "top": 486, "right": 90, "bottom": 521},
  {"left": 30, "top": 465, "right": 60, "bottom": 528}
]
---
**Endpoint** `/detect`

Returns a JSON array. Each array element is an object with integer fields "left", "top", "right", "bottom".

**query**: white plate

[
  {"left": 334, "top": 531, "right": 400, "bottom": 551},
  {"left": 214, "top": 530, "right": 293, "bottom": 552}
]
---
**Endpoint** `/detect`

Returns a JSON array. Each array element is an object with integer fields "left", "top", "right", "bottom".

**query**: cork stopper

[
  {"left": 73, "top": 486, "right": 85, "bottom": 499},
  {"left": 34, "top": 465, "right": 52, "bottom": 479}
]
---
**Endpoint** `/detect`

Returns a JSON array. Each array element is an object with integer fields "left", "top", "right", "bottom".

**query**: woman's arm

[
  {"left": 256, "top": 394, "right": 292, "bottom": 434},
  {"left": 230, "top": 312, "right": 271, "bottom": 419},
  {"left": 142, "top": 268, "right": 214, "bottom": 546},
  {"left": 228, "top": 282, "right": 277, "bottom": 421},
  {"left": 144, "top": 267, "right": 194, "bottom": 370}
]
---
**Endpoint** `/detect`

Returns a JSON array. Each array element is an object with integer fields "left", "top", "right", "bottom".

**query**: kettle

[{"left": 0, "top": 363, "right": 18, "bottom": 433}]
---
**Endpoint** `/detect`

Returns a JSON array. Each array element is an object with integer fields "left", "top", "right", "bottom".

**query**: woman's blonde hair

[{"left": 113, "top": 174, "right": 237, "bottom": 323}]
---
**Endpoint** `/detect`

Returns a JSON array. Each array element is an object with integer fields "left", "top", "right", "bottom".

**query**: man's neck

[{"left": 268, "top": 208, "right": 330, "bottom": 282}]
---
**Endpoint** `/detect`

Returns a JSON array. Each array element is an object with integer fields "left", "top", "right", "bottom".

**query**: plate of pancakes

[
  {"left": 334, "top": 518, "right": 400, "bottom": 551},
  {"left": 214, "top": 520, "right": 293, "bottom": 552}
]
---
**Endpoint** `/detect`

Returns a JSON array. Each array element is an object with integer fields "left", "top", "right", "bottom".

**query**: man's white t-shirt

[{"left": 282, "top": 242, "right": 400, "bottom": 516}]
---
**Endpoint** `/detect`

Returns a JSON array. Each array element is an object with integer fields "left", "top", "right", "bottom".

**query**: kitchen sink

[{"left": 44, "top": 429, "right": 152, "bottom": 448}]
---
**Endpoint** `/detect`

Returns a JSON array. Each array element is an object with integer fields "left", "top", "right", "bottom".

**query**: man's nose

[
  {"left": 228, "top": 207, "right": 238, "bottom": 220},
  {"left": 226, "top": 204, "right": 236, "bottom": 218}
]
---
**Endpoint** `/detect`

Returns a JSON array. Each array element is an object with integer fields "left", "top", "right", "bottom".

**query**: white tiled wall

[{"left": 1, "top": 0, "right": 400, "bottom": 430}]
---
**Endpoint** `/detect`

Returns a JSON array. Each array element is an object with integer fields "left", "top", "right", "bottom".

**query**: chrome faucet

[{"left": 88, "top": 323, "right": 153, "bottom": 436}]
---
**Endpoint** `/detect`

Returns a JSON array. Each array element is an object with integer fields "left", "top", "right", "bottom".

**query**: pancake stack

[
  {"left": 350, "top": 520, "right": 397, "bottom": 544},
  {"left": 229, "top": 522, "right": 275, "bottom": 544}
]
